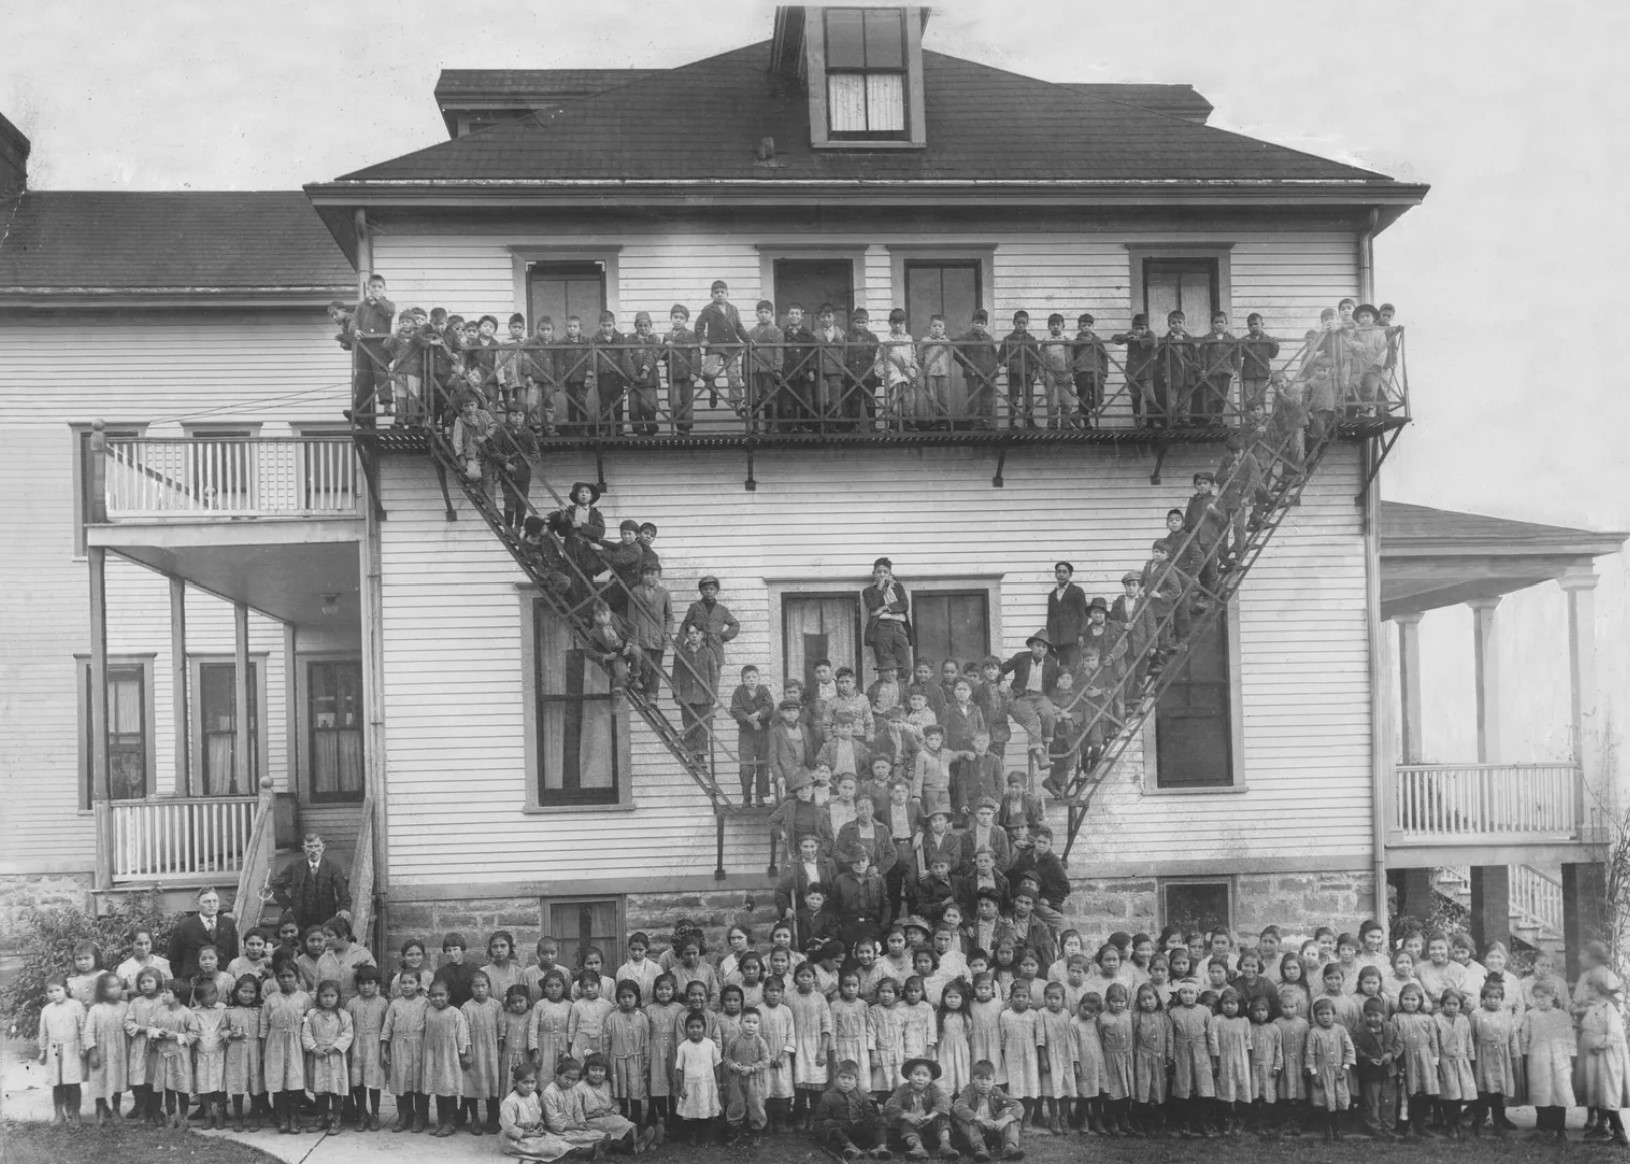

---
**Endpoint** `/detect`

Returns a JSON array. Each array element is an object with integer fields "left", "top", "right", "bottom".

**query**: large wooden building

[{"left": 2, "top": 7, "right": 1620, "bottom": 969}]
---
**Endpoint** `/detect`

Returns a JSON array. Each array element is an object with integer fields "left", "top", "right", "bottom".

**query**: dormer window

[
  {"left": 795, "top": 4, "right": 928, "bottom": 150},
  {"left": 824, "top": 8, "right": 907, "bottom": 139}
]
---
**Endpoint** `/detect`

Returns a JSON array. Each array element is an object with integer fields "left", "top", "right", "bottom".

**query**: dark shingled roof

[
  {"left": 434, "top": 68, "right": 664, "bottom": 103},
  {"left": 1381, "top": 502, "right": 1628, "bottom": 553},
  {"left": 0, "top": 191, "right": 354, "bottom": 293},
  {"left": 341, "top": 43, "right": 1396, "bottom": 185},
  {"left": 1058, "top": 83, "right": 1213, "bottom": 123}
]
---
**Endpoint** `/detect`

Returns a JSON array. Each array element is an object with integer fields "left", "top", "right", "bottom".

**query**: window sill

[
  {"left": 1140, "top": 783, "right": 1249, "bottom": 796},
  {"left": 810, "top": 140, "right": 926, "bottom": 151},
  {"left": 522, "top": 801, "right": 638, "bottom": 816}
]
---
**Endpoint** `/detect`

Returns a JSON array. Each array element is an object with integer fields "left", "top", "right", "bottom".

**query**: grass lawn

[{"left": 0, "top": 1119, "right": 286, "bottom": 1164}]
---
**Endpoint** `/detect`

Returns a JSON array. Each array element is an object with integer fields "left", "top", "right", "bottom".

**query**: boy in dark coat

[
  {"left": 730, "top": 666, "right": 776, "bottom": 807},
  {"left": 1111, "top": 313, "right": 1159, "bottom": 427},
  {"left": 769, "top": 698, "right": 815, "bottom": 802},
  {"left": 1071, "top": 312, "right": 1109, "bottom": 428},
  {"left": 587, "top": 310, "right": 629, "bottom": 435},
  {"left": 882, "top": 1059, "right": 956, "bottom": 1158},
  {"left": 684, "top": 576, "right": 740, "bottom": 691},
  {"left": 954, "top": 310, "right": 1001, "bottom": 430},
  {"left": 1044, "top": 562, "right": 1089, "bottom": 671},
  {"left": 695, "top": 279, "right": 750, "bottom": 411},
  {"left": 843, "top": 309, "right": 883, "bottom": 428},
  {"left": 952, "top": 1059, "right": 1024, "bottom": 1160},
  {"left": 664, "top": 304, "right": 702, "bottom": 434},
  {"left": 673, "top": 623, "right": 719, "bottom": 764},
  {"left": 1154, "top": 310, "right": 1196, "bottom": 426},
  {"left": 996, "top": 311, "right": 1040, "bottom": 429},
  {"left": 817, "top": 1060, "right": 889, "bottom": 1157}
]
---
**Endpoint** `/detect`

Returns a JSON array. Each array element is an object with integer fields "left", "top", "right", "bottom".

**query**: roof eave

[
  {"left": 0, "top": 287, "right": 355, "bottom": 309},
  {"left": 306, "top": 178, "right": 1430, "bottom": 209},
  {"left": 1382, "top": 535, "right": 1629, "bottom": 560}
]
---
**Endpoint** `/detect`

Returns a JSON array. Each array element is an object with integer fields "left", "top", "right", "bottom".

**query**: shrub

[{"left": 0, "top": 890, "right": 181, "bottom": 1040}]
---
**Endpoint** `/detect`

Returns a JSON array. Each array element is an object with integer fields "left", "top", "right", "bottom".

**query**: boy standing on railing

[
  {"left": 954, "top": 310, "right": 1000, "bottom": 431},
  {"left": 1072, "top": 313, "right": 1108, "bottom": 429},
  {"left": 1111, "top": 313, "right": 1158, "bottom": 427},
  {"left": 1038, "top": 313, "right": 1077, "bottom": 430},
  {"left": 844, "top": 308, "right": 883, "bottom": 430},
  {"left": 1194, "top": 311, "right": 1240, "bottom": 425},
  {"left": 588, "top": 310, "right": 630, "bottom": 436},
  {"left": 746, "top": 300, "right": 783, "bottom": 431},
  {"left": 696, "top": 280, "right": 750, "bottom": 413},
  {"left": 665, "top": 305, "right": 703, "bottom": 435},
  {"left": 998, "top": 310, "right": 1040, "bottom": 428},
  {"left": 524, "top": 317, "right": 559, "bottom": 436},
  {"left": 351, "top": 274, "right": 396, "bottom": 423},
  {"left": 628, "top": 312, "right": 663, "bottom": 436},
  {"left": 1240, "top": 314, "right": 1280, "bottom": 413}
]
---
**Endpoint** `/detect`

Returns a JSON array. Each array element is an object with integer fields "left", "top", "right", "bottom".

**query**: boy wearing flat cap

[
  {"left": 1110, "top": 571, "right": 1155, "bottom": 690},
  {"left": 770, "top": 698, "right": 815, "bottom": 804},
  {"left": 685, "top": 576, "right": 740, "bottom": 695}
]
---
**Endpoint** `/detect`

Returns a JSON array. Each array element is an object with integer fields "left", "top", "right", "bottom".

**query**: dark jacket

[
  {"left": 694, "top": 301, "right": 750, "bottom": 351},
  {"left": 269, "top": 856, "right": 352, "bottom": 932},
  {"left": 1045, "top": 584, "right": 1089, "bottom": 655},
  {"left": 999, "top": 651, "right": 1059, "bottom": 697},
  {"left": 816, "top": 1083, "right": 883, "bottom": 1134},
  {"left": 1007, "top": 851, "right": 1070, "bottom": 910},
  {"left": 861, "top": 579, "right": 912, "bottom": 650},
  {"left": 167, "top": 912, "right": 241, "bottom": 979}
]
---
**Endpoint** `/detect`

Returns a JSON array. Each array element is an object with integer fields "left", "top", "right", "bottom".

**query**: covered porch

[
  {"left": 1380, "top": 501, "right": 1627, "bottom": 971},
  {"left": 81, "top": 425, "right": 381, "bottom": 937}
]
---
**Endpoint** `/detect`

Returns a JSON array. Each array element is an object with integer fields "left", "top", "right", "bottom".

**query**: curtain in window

[
  {"left": 204, "top": 735, "right": 236, "bottom": 795},
  {"left": 866, "top": 74, "right": 905, "bottom": 131},
  {"left": 828, "top": 74, "right": 868, "bottom": 133},
  {"left": 784, "top": 597, "right": 859, "bottom": 690},
  {"left": 313, "top": 731, "right": 364, "bottom": 795}
]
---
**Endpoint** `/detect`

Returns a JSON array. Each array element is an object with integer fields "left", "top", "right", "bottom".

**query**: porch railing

[
  {"left": 96, "top": 794, "right": 259, "bottom": 885},
  {"left": 96, "top": 435, "right": 358, "bottom": 519},
  {"left": 353, "top": 325, "right": 1409, "bottom": 440},
  {"left": 1512, "top": 864, "right": 1566, "bottom": 939},
  {"left": 1391, "top": 762, "right": 1584, "bottom": 843}
]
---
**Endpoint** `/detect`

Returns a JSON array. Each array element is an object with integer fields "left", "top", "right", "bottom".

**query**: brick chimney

[{"left": 0, "top": 112, "right": 30, "bottom": 198}]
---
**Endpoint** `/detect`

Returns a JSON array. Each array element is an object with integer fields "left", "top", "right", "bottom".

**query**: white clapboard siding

[
  {"left": 1, "top": 313, "right": 350, "bottom": 875},
  {"left": 370, "top": 221, "right": 1358, "bottom": 341},
  {"left": 377, "top": 441, "right": 1370, "bottom": 889}
]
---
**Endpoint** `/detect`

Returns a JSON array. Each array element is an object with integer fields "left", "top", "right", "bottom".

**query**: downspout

[
  {"left": 1358, "top": 207, "right": 1379, "bottom": 302},
  {"left": 1363, "top": 201, "right": 1387, "bottom": 923}
]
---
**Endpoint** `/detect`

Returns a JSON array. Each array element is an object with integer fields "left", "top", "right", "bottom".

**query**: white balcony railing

[
  {"left": 1392, "top": 762, "right": 1584, "bottom": 843},
  {"left": 100, "top": 436, "right": 357, "bottom": 519},
  {"left": 95, "top": 795, "right": 259, "bottom": 885}
]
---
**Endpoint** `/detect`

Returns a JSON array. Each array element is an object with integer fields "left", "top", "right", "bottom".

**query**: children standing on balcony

[
  {"left": 843, "top": 308, "right": 882, "bottom": 430},
  {"left": 745, "top": 300, "right": 784, "bottom": 429},
  {"left": 881, "top": 310, "right": 919, "bottom": 430},
  {"left": 628, "top": 311, "right": 664, "bottom": 437},
  {"left": 696, "top": 280, "right": 750, "bottom": 413},
  {"left": 1111, "top": 313, "right": 1158, "bottom": 427},
  {"left": 588, "top": 311, "right": 629, "bottom": 436},
  {"left": 781, "top": 304, "right": 819, "bottom": 432},
  {"left": 918, "top": 315, "right": 954, "bottom": 429},
  {"left": 814, "top": 304, "right": 848, "bottom": 429},
  {"left": 664, "top": 304, "right": 702, "bottom": 435},
  {"left": 998, "top": 311, "right": 1040, "bottom": 428},
  {"left": 1072, "top": 313, "right": 1108, "bottom": 429},
  {"left": 955, "top": 310, "right": 1001, "bottom": 431},
  {"left": 1038, "top": 313, "right": 1077, "bottom": 430}
]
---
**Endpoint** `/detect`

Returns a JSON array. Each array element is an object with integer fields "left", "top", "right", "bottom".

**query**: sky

[{"left": 3, "top": 0, "right": 1627, "bottom": 777}]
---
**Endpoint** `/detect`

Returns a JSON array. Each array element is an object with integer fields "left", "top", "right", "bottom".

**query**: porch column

[
  {"left": 1469, "top": 597, "right": 1502, "bottom": 763},
  {"left": 88, "top": 546, "right": 110, "bottom": 803},
  {"left": 234, "top": 603, "right": 251, "bottom": 796},
  {"left": 1469, "top": 865, "right": 1511, "bottom": 953},
  {"left": 171, "top": 578, "right": 189, "bottom": 794},
  {"left": 284, "top": 623, "right": 299, "bottom": 795},
  {"left": 1559, "top": 566, "right": 1602, "bottom": 825},
  {"left": 1562, "top": 861, "right": 1607, "bottom": 980},
  {"left": 1395, "top": 867, "right": 1436, "bottom": 921},
  {"left": 1395, "top": 611, "right": 1426, "bottom": 764}
]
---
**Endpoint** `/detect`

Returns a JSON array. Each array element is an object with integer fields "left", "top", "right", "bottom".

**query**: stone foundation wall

[
  {"left": 0, "top": 872, "right": 95, "bottom": 950},
  {"left": 1060, "top": 870, "right": 1376, "bottom": 947},
  {"left": 380, "top": 870, "right": 1375, "bottom": 970},
  {"left": 383, "top": 886, "right": 777, "bottom": 966}
]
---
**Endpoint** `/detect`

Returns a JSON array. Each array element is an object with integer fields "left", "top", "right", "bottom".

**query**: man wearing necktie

[
  {"left": 167, "top": 886, "right": 240, "bottom": 978},
  {"left": 267, "top": 832, "right": 352, "bottom": 932}
]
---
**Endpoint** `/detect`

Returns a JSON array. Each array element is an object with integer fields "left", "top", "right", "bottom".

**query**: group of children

[
  {"left": 334, "top": 277, "right": 1402, "bottom": 441},
  {"left": 41, "top": 913, "right": 1629, "bottom": 1157}
]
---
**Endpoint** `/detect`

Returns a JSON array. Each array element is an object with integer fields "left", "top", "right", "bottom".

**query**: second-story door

[
  {"left": 1143, "top": 259, "right": 1217, "bottom": 331},
  {"left": 526, "top": 262, "right": 607, "bottom": 332},
  {"left": 905, "top": 260, "right": 981, "bottom": 420}
]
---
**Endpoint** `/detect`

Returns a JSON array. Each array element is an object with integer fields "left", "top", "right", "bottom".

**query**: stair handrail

[
  {"left": 232, "top": 777, "right": 278, "bottom": 935},
  {"left": 347, "top": 795, "right": 377, "bottom": 947}
]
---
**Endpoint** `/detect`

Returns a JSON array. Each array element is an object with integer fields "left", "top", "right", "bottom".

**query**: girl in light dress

[{"left": 935, "top": 979, "right": 972, "bottom": 1098}]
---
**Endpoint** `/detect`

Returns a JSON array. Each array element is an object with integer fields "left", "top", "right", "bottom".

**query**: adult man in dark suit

[
  {"left": 167, "top": 886, "right": 239, "bottom": 978},
  {"left": 1044, "top": 561, "right": 1089, "bottom": 670},
  {"left": 267, "top": 831, "right": 351, "bottom": 932}
]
